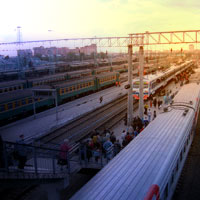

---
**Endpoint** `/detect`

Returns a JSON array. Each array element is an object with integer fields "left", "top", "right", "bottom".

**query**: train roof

[
  {"left": 27, "top": 73, "right": 67, "bottom": 82},
  {"left": 95, "top": 66, "right": 111, "bottom": 71},
  {"left": 96, "top": 71, "right": 119, "bottom": 78},
  {"left": 54, "top": 77, "right": 95, "bottom": 87},
  {"left": 0, "top": 80, "right": 26, "bottom": 88},
  {"left": 71, "top": 83, "right": 200, "bottom": 200},
  {"left": 0, "top": 89, "right": 32, "bottom": 104},
  {"left": 133, "top": 61, "right": 193, "bottom": 83},
  {"left": 67, "top": 69, "right": 92, "bottom": 75}
]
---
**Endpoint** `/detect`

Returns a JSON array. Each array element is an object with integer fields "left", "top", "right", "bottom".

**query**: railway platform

[{"left": 0, "top": 82, "right": 127, "bottom": 143}]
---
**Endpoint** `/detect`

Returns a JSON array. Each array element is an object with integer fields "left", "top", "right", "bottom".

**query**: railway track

[{"left": 37, "top": 94, "right": 130, "bottom": 145}]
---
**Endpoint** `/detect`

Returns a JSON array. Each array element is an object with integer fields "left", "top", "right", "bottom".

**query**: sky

[{"left": 0, "top": 0, "right": 200, "bottom": 53}]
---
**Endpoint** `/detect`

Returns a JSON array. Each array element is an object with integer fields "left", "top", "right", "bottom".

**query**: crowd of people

[{"left": 79, "top": 129, "right": 122, "bottom": 164}]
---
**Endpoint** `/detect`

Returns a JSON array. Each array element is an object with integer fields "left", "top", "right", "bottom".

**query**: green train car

[
  {"left": 0, "top": 80, "right": 27, "bottom": 95},
  {"left": 0, "top": 72, "right": 120, "bottom": 126},
  {"left": 96, "top": 72, "right": 120, "bottom": 90},
  {"left": 56, "top": 76, "right": 96, "bottom": 103},
  {"left": 0, "top": 89, "right": 54, "bottom": 126},
  {"left": 111, "top": 64, "right": 128, "bottom": 73}
]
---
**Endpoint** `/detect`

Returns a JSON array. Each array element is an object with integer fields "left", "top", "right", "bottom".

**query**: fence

[{"left": 0, "top": 141, "right": 118, "bottom": 179}]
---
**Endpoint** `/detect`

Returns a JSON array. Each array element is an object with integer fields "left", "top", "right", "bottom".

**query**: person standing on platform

[
  {"left": 121, "top": 130, "right": 126, "bottom": 141},
  {"left": 150, "top": 99, "right": 153, "bottom": 108},
  {"left": 15, "top": 134, "right": 28, "bottom": 170},
  {"left": 153, "top": 110, "right": 157, "bottom": 120},
  {"left": 143, "top": 116, "right": 149, "bottom": 127},
  {"left": 147, "top": 109, "right": 152, "bottom": 122},
  {"left": 163, "top": 95, "right": 167, "bottom": 104},
  {"left": 144, "top": 103, "right": 148, "bottom": 115},
  {"left": 103, "top": 139, "right": 113, "bottom": 160},
  {"left": 59, "top": 139, "right": 70, "bottom": 168},
  {"left": 153, "top": 98, "right": 157, "bottom": 108},
  {"left": 0, "top": 136, "right": 5, "bottom": 168}
]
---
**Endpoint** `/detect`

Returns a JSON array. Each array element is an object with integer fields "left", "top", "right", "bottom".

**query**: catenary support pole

[
  {"left": 139, "top": 46, "right": 144, "bottom": 120},
  {"left": 127, "top": 44, "right": 133, "bottom": 126}
]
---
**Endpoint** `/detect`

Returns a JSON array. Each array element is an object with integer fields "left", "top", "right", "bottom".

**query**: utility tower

[
  {"left": 16, "top": 26, "right": 22, "bottom": 74},
  {"left": 17, "top": 26, "right": 22, "bottom": 44}
]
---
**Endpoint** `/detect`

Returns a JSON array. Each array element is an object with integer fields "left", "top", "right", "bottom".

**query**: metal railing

[{"left": 0, "top": 141, "right": 118, "bottom": 179}]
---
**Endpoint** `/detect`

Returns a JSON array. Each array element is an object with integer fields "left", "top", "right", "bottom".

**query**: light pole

[
  {"left": 139, "top": 46, "right": 144, "bottom": 120},
  {"left": 127, "top": 44, "right": 133, "bottom": 126}
]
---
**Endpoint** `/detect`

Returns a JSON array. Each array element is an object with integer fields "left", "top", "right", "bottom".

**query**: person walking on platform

[
  {"left": 99, "top": 96, "right": 103, "bottom": 103},
  {"left": 147, "top": 109, "right": 152, "bottom": 122}
]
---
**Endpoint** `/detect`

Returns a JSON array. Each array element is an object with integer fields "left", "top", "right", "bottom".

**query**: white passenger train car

[
  {"left": 132, "top": 60, "right": 193, "bottom": 100},
  {"left": 71, "top": 83, "right": 200, "bottom": 200}
]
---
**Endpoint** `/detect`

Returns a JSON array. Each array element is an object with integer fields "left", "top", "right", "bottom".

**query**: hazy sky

[{"left": 1, "top": 0, "right": 200, "bottom": 43}]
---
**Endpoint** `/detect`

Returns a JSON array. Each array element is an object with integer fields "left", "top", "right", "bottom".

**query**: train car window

[
  {"left": 61, "top": 88, "right": 65, "bottom": 94},
  {"left": 14, "top": 86, "right": 17, "bottom": 90},
  {"left": 86, "top": 83, "right": 88, "bottom": 87},
  {"left": 8, "top": 102, "right": 13, "bottom": 110},
  {"left": 176, "top": 162, "right": 179, "bottom": 172},
  {"left": 180, "top": 151, "right": 183, "bottom": 161},
  {"left": 0, "top": 105, "right": 5, "bottom": 112},
  {"left": 190, "top": 131, "right": 193, "bottom": 138},
  {"left": 9, "top": 87, "right": 12, "bottom": 91},
  {"left": 28, "top": 98, "right": 32, "bottom": 104},
  {"left": 0, "top": 89, "right": 2, "bottom": 93},
  {"left": 171, "top": 172, "right": 174, "bottom": 185},
  {"left": 184, "top": 144, "right": 186, "bottom": 153},
  {"left": 66, "top": 88, "right": 69, "bottom": 93},
  {"left": 18, "top": 86, "right": 21, "bottom": 89},
  {"left": 4, "top": 88, "right": 8, "bottom": 92},
  {"left": 21, "top": 99, "right": 26, "bottom": 105},
  {"left": 15, "top": 101, "right": 20, "bottom": 107},
  {"left": 70, "top": 87, "right": 72, "bottom": 91},
  {"left": 164, "top": 184, "right": 168, "bottom": 199}
]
